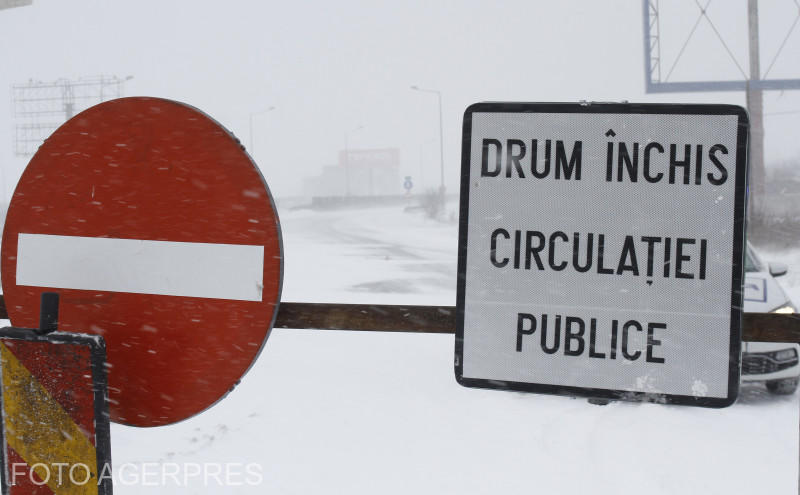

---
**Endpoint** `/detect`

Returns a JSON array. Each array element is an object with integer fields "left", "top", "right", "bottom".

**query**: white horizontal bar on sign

[{"left": 16, "top": 233, "right": 265, "bottom": 302}]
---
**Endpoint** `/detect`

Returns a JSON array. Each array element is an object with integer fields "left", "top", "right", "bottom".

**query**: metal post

[
  {"left": 344, "top": 125, "right": 364, "bottom": 197},
  {"left": 642, "top": 0, "right": 654, "bottom": 92},
  {"left": 747, "top": 0, "right": 765, "bottom": 222},
  {"left": 419, "top": 143, "right": 425, "bottom": 191},
  {"left": 344, "top": 133, "right": 350, "bottom": 197},
  {"left": 411, "top": 85, "right": 446, "bottom": 198},
  {"left": 37, "top": 292, "right": 59, "bottom": 334},
  {"left": 63, "top": 80, "right": 74, "bottom": 120},
  {"left": 436, "top": 90, "right": 445, "bottom": 197}
]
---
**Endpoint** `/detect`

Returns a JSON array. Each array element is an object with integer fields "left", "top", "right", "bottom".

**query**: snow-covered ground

[{"left": 100, "top": 202, "right": 800, "bottom": 494}]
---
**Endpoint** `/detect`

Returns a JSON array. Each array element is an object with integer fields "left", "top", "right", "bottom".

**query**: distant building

[
  {"left": 303, "top": 165, "right": 346, "bottom": 197},
  {"left": 304, "top": 148, "right": 401, "bottom": 197}
]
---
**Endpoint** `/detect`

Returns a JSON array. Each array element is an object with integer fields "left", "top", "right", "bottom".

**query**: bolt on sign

[
  {"left": 0, "top": 328, "right": 112, "bottom": 494},
  {"left": 456, "top": 102, "right": 748, "bottom": 407},
  {"left": 1, "top": 97, "right": 283, "bottom": 427}
]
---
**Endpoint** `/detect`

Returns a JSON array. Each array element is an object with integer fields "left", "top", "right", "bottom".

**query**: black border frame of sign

[
  {"left": 455, "top": 102, "right": 748, "bottom": 408},
  {"left": 0, "top": 328, "right": 113, "bottom": 494}
]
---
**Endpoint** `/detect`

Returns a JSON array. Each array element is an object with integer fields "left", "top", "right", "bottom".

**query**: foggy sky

[{"left": 1, "top": 0, "right": 798, "bottom": 199}]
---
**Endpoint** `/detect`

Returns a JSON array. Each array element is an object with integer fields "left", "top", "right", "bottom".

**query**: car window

[{"left": 745, "top": 249, "right": 761, "bottom": 272}]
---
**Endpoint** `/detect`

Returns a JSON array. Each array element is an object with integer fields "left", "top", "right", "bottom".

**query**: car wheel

[{"left": 766, "top": 378, "right": 799, "bottom": 395}]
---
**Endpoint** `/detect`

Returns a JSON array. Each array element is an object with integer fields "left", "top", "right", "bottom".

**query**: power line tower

[
  {"left": 11, "top": 75, "right": 133, "bottom": 156},
  {"left": 642, "top": 0, "right": 800, "bottom": 221}
]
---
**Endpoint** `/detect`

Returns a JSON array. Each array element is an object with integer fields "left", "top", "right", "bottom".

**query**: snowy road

[
  {"left": 103, "top": 202, "right": 800, "bottom": 494},
  {"left": 280, "top": 203, "right": 457, "bottom": 305}
]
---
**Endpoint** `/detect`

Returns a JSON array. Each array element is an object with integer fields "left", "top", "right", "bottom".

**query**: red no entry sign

[{"left": 1, "top": 97, "right": 283, "bottom": 427}]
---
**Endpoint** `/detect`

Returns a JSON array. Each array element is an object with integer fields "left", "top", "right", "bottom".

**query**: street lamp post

[
  {"left": 249, "top": 106, "right": 276, "bottom": 156},
  {"left": 411, "top": 85, "right": 444, "bottom": 197},
  {"left": 344, "top": 125, "right": 364, "bottom": 197},
  {"left": 418, "top": 137, "right": 436, "bottom": 192}
]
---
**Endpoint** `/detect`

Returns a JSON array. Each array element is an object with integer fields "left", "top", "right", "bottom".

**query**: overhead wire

[
  {"left": 665, "top": 0, "right": 710, "bottom": 81},
  {"left": 694, "top": 0, "right": 749, "bottom": 79},
  {"left": 762, "top": 0, "right": 800, "bottom": 79}
]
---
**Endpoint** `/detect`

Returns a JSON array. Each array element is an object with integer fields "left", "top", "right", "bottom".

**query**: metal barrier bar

[
  {"left": 274, "top": 302, "right": 456, "bottom": 334},
  {"left": 275, "top": 303, "right": 800, "bottom": 343},
  {"left": 0, "top": 296, "right": 797, "bottom": 342}
]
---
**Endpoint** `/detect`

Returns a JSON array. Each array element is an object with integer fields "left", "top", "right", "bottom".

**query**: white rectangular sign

[
  {"left": 456, "top": 103, "right": 748, "bottom": 407},
  {"left": 17, "top": 233, "right": 265, "bottom": 301}
]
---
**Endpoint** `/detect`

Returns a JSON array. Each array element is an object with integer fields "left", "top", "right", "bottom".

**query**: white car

[{"left": 742, "top": 243, "right": 799, "bottom": 394}]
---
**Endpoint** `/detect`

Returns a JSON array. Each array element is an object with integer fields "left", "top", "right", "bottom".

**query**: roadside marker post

[
  {"left": 0, "top": 293, "right": 112, "bottom": 494},
  {"left": 403, "top": 176, "right": 413, "bottom": 195}
]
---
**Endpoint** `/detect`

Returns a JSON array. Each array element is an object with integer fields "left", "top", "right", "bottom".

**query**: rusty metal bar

[
  {"left": 742, "top": 312, "right": 800, "bottom": 343},
  {"left": 0, "top": 296, "right": 797, "bottom": 342},
  {"left": 274, "top": 303, "right": 800, "bottom": 343},
  {"left": 274, "top": 302, "right": 456, "bottom": 333}
]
